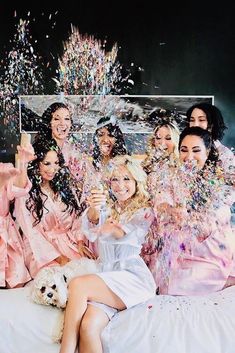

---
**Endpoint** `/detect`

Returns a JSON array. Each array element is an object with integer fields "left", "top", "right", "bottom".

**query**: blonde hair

[
  {"left": 148, "top": 122, "right": 180, "bottom": 158},
  {"left": 142, "top": 121, "right": 180, "bottom": 173},
  {"left": 108, "top": 155, "right": 150, "bottom": 221}
]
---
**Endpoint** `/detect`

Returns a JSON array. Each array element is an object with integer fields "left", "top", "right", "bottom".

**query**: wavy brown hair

[{"left": 26, "top": 139, "right": 81, "bottom": 225}]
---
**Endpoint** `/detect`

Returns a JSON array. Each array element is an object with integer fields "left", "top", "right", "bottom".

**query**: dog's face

[
  {"left": 31, "top": 258, "right": 100, "bottom": 309},
  {"left": 31, "top": 267, "right": 69, "bottom": 309}
]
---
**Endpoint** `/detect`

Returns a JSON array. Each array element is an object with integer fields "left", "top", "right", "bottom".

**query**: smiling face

[
  {"left": 154, "top": 126, "right": 175, "bottom": 153},
  {"left": 97, "top": 127, "right": 116, "bottom": 157},
  {"left": 189, "top": 108, "right": 208, "bottom": 130},
  {"left": 50, "top": 107, "right": 71, "bottom": 143},
  {"left": 39, "top": 150, "right": 60, "bottom": 182},
  {"left": 179, "top": 135, "right": 209, "bottom": 169},
  {"left": 110, "top": 165, "right": 136, "bottom": 202}
]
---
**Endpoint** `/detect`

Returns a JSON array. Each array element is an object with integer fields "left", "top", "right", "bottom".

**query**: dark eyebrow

[{"left": 191, "top": 115, "right": 206, "bottom": 118}]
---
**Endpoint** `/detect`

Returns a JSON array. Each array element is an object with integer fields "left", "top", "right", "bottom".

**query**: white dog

[{"left": 31, "top": 258, "right": 100, "bottom": 309}]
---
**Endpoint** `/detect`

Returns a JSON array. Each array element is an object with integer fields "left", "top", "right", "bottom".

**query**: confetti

[
  {"left": 0, "top": 18, "right": 44, "bottom": 145},
  {"left": 55, "top": 26, "right": 124, "bottom": 95}
]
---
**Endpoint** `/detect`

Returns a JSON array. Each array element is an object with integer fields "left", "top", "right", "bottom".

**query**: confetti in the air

[
  {"left": 56, "top": 26, "right": 124, "bottom": 95},
  {"left": 0, "top": 18, "right": 44, "bottom": 146}
]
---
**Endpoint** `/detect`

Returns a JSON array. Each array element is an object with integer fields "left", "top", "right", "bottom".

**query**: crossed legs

[
  {"left": 59, "top": 274, "right": 126, "bottom": 353},
  {"left": 79, "top": 305, "right": 109, "bottom": 353}
]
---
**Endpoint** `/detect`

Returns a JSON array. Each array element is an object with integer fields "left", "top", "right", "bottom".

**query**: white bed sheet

[
  {"left": 102, "top": 286, "right": 235, "bottom": 353},
  {"left": 1, "top": 286, "right": 235, "bottom": 353},
  {"left": 0, "top": 286, "right": 61, "bottom": 353}
]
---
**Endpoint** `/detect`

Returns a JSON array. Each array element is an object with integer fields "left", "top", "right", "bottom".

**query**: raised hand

[
  {"left": 87, "top": 188, "right": 106, "bottom": 211},
  {"left": 86, "top": 188, "right": 107, "bottom": 224},
  {"left": 16, "top": 144, "right": 36, "bottom": 164},
  {"left": 0, "top": 163, "right": 20, "bottom": 187}
]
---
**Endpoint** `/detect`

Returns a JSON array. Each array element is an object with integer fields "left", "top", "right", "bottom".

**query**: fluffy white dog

[{"left": 31, "top": 258, "right": 100, "bottom": 309}]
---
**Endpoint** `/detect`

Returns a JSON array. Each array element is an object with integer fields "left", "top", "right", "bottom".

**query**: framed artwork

[{"left": 19, "top": 95, "right": 214, "bottom": 153}]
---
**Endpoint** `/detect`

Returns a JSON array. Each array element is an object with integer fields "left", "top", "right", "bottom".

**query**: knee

[
  {"left": 68, "top": 276, "right": 86, "bottom": 293},
  {"left": 80, "top": 316, "right": 100, "bottom": 339}
]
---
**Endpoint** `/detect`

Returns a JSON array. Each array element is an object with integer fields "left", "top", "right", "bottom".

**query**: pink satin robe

[
  {"left": 0, "top": 182, "right": 31, "bottom": 288},
  {"left": 214, "top": 140, "right": 235, "bottom": 172},
  {"left": 145, "top": 164, "right": 235, "bottom": 296},
  {"left": 12, "top": 182, "right": 84, "bottom": 278},
  {"left": 153, "top": 186, "right": 235, "bottom": 295}
]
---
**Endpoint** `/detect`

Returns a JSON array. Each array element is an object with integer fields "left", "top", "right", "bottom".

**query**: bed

[{"left": 1, "top": 285, "right": 235, "bottom": 353}]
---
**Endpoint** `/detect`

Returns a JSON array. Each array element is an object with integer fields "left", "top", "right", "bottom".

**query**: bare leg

[
  {"left": 79, "top": 305, "right": 109, "bottom": 353},
  {"left": 59, "top": 274, "right": 125, "bottom": 353}
]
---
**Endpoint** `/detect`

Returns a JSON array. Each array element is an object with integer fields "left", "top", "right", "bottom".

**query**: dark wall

[{"left": 0, "top": 3, "right": 234, "bottom": 153}]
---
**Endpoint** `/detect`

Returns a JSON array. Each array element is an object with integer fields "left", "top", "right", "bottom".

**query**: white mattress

[
  {"left": 1, "top": 285, "right": 235, "bottom": 353},
  {"left": 102, "top": 286, "right": 235, "bottom": 353},
  {"left": 0, "top": 286, "right": 61, "bottom": 353}
]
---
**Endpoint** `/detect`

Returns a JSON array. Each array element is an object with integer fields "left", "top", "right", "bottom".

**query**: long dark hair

[
  {"left": 186, "top": 103, "right": 227, "bottom": 141},
  {"left": 92, "top": 117, "right": 127, "bottom": 170},
  {"left": 34, "top": 102, "right": 71, "bottom": 143},
  {"left": 26, "top": 139, "right": 81, "bottom": 225},
  {"left": 179, "top": 127, "right": 221, "bottom": 210},
  {"left": 179, "top": 126, "right": 219, "bottom": 168}
]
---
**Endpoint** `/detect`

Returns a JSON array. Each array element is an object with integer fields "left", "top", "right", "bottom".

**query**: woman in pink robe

[
  {"left": 13, "top": 140, "right": 91, "bottom": 278},
  {"left": 34, "top": 101, "right": 87, "bottom": 187},
  {"left": 147, "top": 127, "right": 235, "bottom": 295},
  {"left": 34, "top": 106, "right": 127, "bottom": 260},
  {"left": 33, "top": 102, "right": 94, "bottom": 259},
  {"left": 0, "top": 163, "right": 31, "bottom": 287},
  {"left": 186, "top": 102, "right": 235, "bottom": 171}
]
